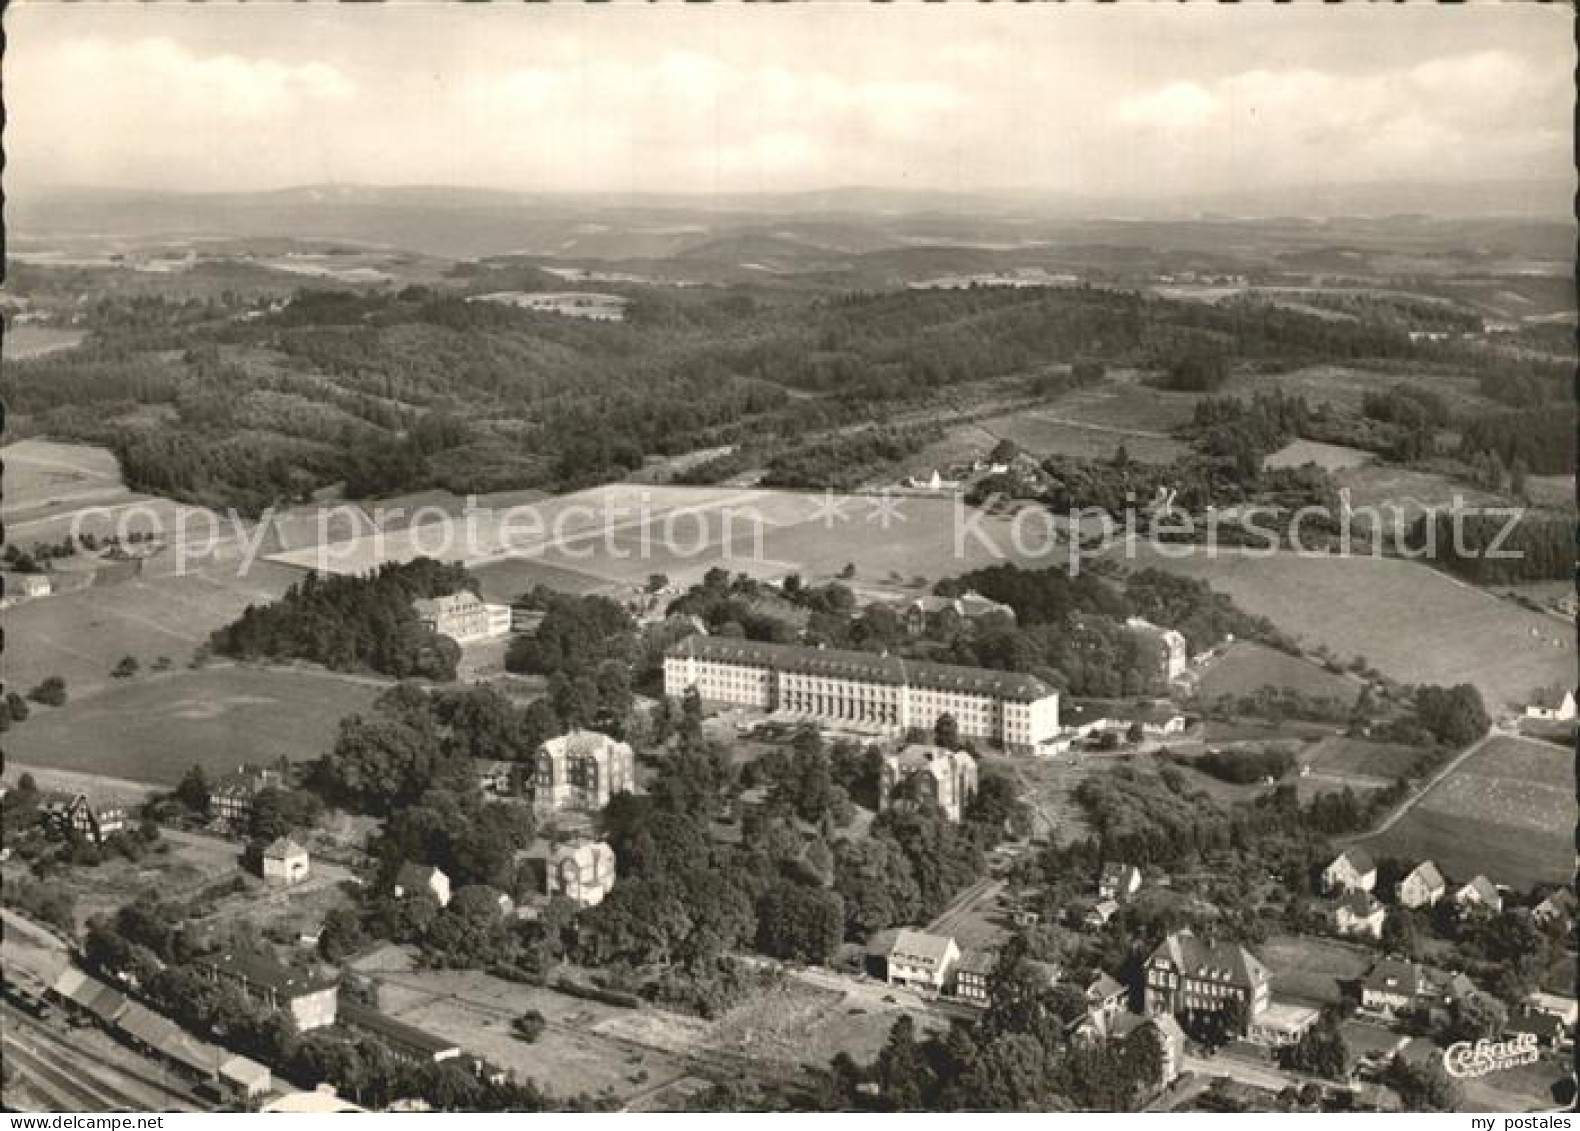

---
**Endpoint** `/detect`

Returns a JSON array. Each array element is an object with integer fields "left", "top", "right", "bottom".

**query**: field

[
  {"left": 1222, "top": 364, "right": 1493, "bottom": 417},
  {"left": 1332, "top": 463, "right": 1506, "bottom": 529},
  {"left": 1371, "top": 736, "right": 1572, "bottom": 889},
  {"left": 2, "top": 325, "right": 87, "bottom": 360},
  {"left": 1262, "top": 438, "right": 1374, "bottom": 472},
  {"left": 1195, "top": 641, "right": 1361, "bottom": 708},
  {"left": 1108, "top": 546, "right": 1574, "bottom": 712},
  {"left": 4, "top": 665, "right": 383, "bottom": 787},
  {"left": 1298, "top": 735, "right": 1429, "bottom": 784},
  {"left": 1, "top": 439, "right": 141, "bottom": 528},
  {"left": 266, "top": 483, "right": 1060, "bottom": 591},
  {"left": 1257, "top": 933, "right": 1375, "bottom": 1007},
  {"left": 351, "top": 946, "right": 943, "bottom": 1105}
]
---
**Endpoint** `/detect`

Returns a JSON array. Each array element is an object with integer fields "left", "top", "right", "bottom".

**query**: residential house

[
  {"left": 1532, "top": 888, "right": 1575, "bottom": 929},
  {"left": 1396, "top": 861, "right": 1447, "bottom": 909},
  {"left": 211, "top": 765, "right": 285, "bottom": 827},
  {"left": 1453, "top": 875, "right": 1502, "bottom": 915},
  {"left": 1141, "top": 930, "right": 1271, "bottom": 1032},
  {"left": 1331, "top": 891, "right": 1387, "bottom": 940},
  {"left": 394, "top": 863, "right": 452, "bottom": 908},
  {"left": 897, "top": 592, "right": 1015, "bottom": 637},
  {"left": 546, "top": 840, "right": 617, "bottom": 908},
  {"left": 878, "top": 745, "right": 978, "bottom": 823},
  {"left": 1361, "top": 958, "right": 1433, "bottom": 1015},
  {"left": 1526, "top": 992, "right": 1577, "bottom": 1034},
  {"left": 1125, "top": 617, "right": 1188, "bottom": 683},
  {"left": 533, "top": 730, "right": 636, "bottom": 817},
  {"left": 1321, "top": 848, "right": 1377, "bottom": 895},
  {"left": 15, "top": 575, "right": 52, "bottom": 599},
  {"left": 36, "top": 791, "right": 125, "bottom": 845},
  {"left": 1083, "top": 971, "right": 1129, "bottom": 1027},
  {"left": 196, "top": 951, "right": 338, "bottom": 1031},
  {"left": 1098, "top": 863, "right": 1143, "bottom": 902},
  {"left": 473, "top": 759, "right": 517, "bottom": 798},
  {"left": 883, "top": 930, "right": 960, "bottom": 993},
  {"left": 261, "top": 837, "right": 310, "bottom": 885},
  {"left": 1109, "top": 1012, "right": 1187, "bottom": 1088},
  {"left": 1085, "top": 899, "right": 1120, "bottom": 929},
  {"left": 951, "top": 949, "right": 998, "bottom": 1006},
  {"left": 1524, "top": 686, "right": 1577, "bottom": 722},
  {"left": 1506, "top": 1007, "right": 1569, "bottom": 1048}
]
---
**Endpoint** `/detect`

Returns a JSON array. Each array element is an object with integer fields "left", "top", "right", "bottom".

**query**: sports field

[
  {"left": 1371, "top": 737, "right": 1572, "bottom": 889},
  {"left": 1111, "top": 546, "right": 1574, "bottom": 712},
  {"left": 3, "top": 665, "right": 382, "bottom": 787}
]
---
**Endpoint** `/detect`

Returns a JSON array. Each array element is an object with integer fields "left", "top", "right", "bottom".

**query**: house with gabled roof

[
  {"left": 1524, "top": 686, "right": 1576, "bottom": 722},
  {"left": 1397, "top": 861, "right": 1446, "bottom": 909},
  {"left": 883, "top": 929, "right": 960, "bottom": 992},
  {"left": 261, "top": 837, "right": 310, "bottom": 885},
  {"left": 1321, "top": 847, "right": 1376, "bottom": 895},
  {"left": 1331, "top": 891, "right": 1387, "bottom": 939},
  {"left": 394, "top": 863, "right": 452, "bottom": 908},
  {"left": 1141, "top": 930, "right": 1271, "bottom": 1032},
  {"left": 1452, "top": 875, "right": 1502, "bottom": 915},
  {"left": 1532, "top": 888, "right": 1575, "bottom": 928},
  {"left": 1360, "top": 958, "right": 1432, "bottom": 1015}
]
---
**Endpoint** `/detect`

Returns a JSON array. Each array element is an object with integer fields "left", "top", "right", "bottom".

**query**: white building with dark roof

[
  {"left": 883, "top": 929, "right": 960, "bottom": 992},
  {"left": 1397, "top": 861, "right": 1447, "bottom": 909},
  {"left": 663, "top": 636, "right": 1060, "bottom": 754},
  {"left": 1142, "top": 930, "right": 1271, "bottom": 1032}
]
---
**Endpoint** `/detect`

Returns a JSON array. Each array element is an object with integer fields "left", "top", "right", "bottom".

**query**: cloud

[{"left": 1115, "top": 82, "right": 1219, "bottom": 130}]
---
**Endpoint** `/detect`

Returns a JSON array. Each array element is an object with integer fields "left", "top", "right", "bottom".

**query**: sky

[{"left": 6, "top": 3, "right": 1573, "bottom": 200}]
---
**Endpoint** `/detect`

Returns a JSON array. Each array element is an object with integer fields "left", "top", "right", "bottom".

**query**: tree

[
  {"left": 6, "top": 692, "right": 30, "bottom": 723},
  {"left": 875, "top": 1015, "right": 934, "bottom": 1111},
  {"left": 933, "top": 713, "right": 960, "bottom": 751},
  {"left": 175, "top": 765, "right": 212, "bottom": 817},
  {"left": 512, "top": 1010, "right": 546, "bottom": 1043},
  {"left": 755, "top": 881, "right": 843, "bottom": 964},
  {"left": 27, "top": 676, "right": 67, "bottom": 707},
  {"left": 989, "top": 438, "right": 1020, "bottom": 465},
  {"left": 112, "top": 655, "right": 141, "bottom": 679},
  {"left": 1280, "top": 1013, "right": 1348, "bottom": 1080},
  {"left": 1450, "top": 990, "right": 1508, "bottom": 1043}
]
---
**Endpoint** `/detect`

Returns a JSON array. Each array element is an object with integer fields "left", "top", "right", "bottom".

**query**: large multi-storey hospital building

[{"left": 663, "top": 635, "right": 1060, "bottom": 754}]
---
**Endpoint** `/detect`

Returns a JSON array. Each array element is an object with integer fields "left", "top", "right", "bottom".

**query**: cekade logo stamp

[{"left": 1444, "top": 1033, "right": 1541, "bottom": 1079}]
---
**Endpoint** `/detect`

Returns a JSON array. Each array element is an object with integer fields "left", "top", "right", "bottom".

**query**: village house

[
  {"left": 1453, "top": 875, "right": 1503, "bottom": 915},
  {"left": 882, "top": 929, "right": 960, "bottom": 993},
  {"left": 196, "top": 951, "right": 339, "bottom": 1031},
  {"left": 1141, "top": 930, "right": 1271, "bottom": 1033},
  {"left": 1082, "top": 971, "right": 1129, "bottom": 1028},
  {"left": 896, "top": 592, "right": 1016, "bottom": 637},
  {"left": 546, "top": 840, "right": 617, "bottom": 908},
  {"left": 261, "top": 837, "right": 310, "bottom": 885},
  {"left": 393, "top": 863, "right": 452, "bottom": 908},
  {"left": 878, "top": 744, "right": 978, "bottom": 823},
  {"left": 36, "top": 790, "right": 125, "bottom": 845},
  {"left": 951, "top": 949, "right": 998, "bottom": 1006},
  {"left": 1331, "top": 891, "right": 1387, "bottom": 940},
  {"left": 1532, "top": 888, "right": 1576, "bottom": 929},
  {"left": 1320, "top": 847, "right": 1377, "bottom": 895},
  {"left": 1109, "top": 1012, "right": 1187, "bottom": 1088},
  {"left": 1396, "top": 861, "right": 1447, "bottom": 909},
  {"left": 1084, "top": 899, "right": 1120, "bottom": 929},
  {"left": 1125, "top": 617, "right": 1189, "bottom": 683},
  {"left": 1520, "top": 993, "right": 1577, "bottom": 1047},
  {"left": 534, "top": 730, "right": 636, "bottom": 816},
  {"left": 210, "top": 765, "right": 286, "bottom": 827},
  {"left": 1524, "top": 686, "right": 1577, "bottom": 722},
  {"left": 1098, "top": 863, "right": 1143, "bottom": 902},
  {"left": 473, "top": 759, "right": 517, "bottom": 798},
  {"left": 15, "top": 574, "right": 52, "bottom": 599},
  {"left": 1361, "top": 958, "right": 1434, "bottom": 1015}
]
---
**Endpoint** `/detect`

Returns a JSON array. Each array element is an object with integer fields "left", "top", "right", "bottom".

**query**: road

[
  {"left": 1181, "top": 1052, "right": 1299, "bottom": 1095},
  {"left": 1345, "top": 728, "right": 1506, "bottom": 842}
]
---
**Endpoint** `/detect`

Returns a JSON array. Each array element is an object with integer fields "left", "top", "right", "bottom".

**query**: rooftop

[
  {"left": 339, "top": 999, "right": 461, "bottom": 1058},
  {"left": 667, "top": 636, "right": 1055, "bottom": 702},
  {"left": 200, "top": 949, "right": 338, "bottom": 997},
  {"left": 1146, "top": 930, "right": 1269, "bottom": 988},
  {"left": 889, "top": 929, "right": 956, "bottom": 967}
]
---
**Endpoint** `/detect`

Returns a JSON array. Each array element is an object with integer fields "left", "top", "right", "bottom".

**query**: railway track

[{"left": 1, "top": 1003, "right": 204, "bottom": 1112}]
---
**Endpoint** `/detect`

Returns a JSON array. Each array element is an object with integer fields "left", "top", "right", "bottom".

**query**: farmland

[
  {"left": 1108, "top": 545, "right": 1574, "bottom": 712},
  {"left": 3, "top": 665, "right": 383, "bottom": 787},
  {"left": 1262, "top": 439, "right": 1374, "bottom": 473},
  {"left": 1371, "top": 736, "right": 1573, "bottom": 889},
  {"left": 1297, "top": 735, "right": 1432, "bottom": 784}
]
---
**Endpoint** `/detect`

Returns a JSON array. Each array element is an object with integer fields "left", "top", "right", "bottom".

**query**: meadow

[
  {"left": 1110, "top": 546, "right": 1574, "bottom": 712},
  {"left": 1371, "top": 737, "right": 1572, "bottom": 890},
  {"left": 3, "top": 665, "right": 383, "bottom": 787},
  {"left": 1257, "top": 933, "right": 1376, "bottom": 1008},
  {"left": 1194, "top": 641, "right": 1361, "bottom": 707},
  {"left": 1262, "top": 438, "right": 1374, "bottom": 472}
]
